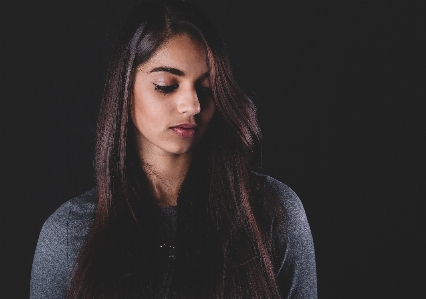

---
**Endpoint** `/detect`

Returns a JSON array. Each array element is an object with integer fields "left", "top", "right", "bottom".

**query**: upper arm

[
  {"left": 264, "top": 176, "right": 318, "bottom": 299},
  {"left": 30, "top": 203, "right": 71, "bottom": 299}
]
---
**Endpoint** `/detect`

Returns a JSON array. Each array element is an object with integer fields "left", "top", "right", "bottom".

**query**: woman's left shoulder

[
  {"left": 253, "top": 173, "right": 314, "bottom": 255},
  {"left": 253, "top": 173, "right": 318, "bottom": 298},
  {"left": 253, "top": 172, "right": 305, "bottom": 218},
  {"left": 253, "top": 172, "right": 311, "bottom": 243}
]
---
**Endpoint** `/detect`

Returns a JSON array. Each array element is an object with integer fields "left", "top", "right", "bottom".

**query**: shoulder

[
  {"left": 254, "top": 172, "right": 311, "bottom": 244},
  {"left": 40, "top": 188, "right": 97, "bottom": 245},
  {"left": 43, "top": 188, "right": 97, "bottom": 264},
  {"left": 30, "top": 188, "right": 97, "bottom": 298},
  {"left": 255, "top": 173, "right": 311, "bottom": 249},
  {"left": 254, "top": 173, "right": 296, "bottom": 200},
  {"left": 66, "top": 188, "right": 97, "bottom": 224},
  {"left": 44, "top": 188, "right": 97, "bottom": 229},
  {"left": 36, "top": 188, "right": 96, "bottom": 253},
  {"left": 254, "top": 173, "right": 305, "bottom": 222},
  {"left": 254, "top": 173, "right": 318, "bottom": 298}
]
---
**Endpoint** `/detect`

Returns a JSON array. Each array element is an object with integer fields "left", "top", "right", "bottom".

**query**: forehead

[{"left": 139, "top": 34, "right": 208, "bottom": 74}]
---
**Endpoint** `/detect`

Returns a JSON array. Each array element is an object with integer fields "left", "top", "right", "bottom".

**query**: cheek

[
  {"left": 132, "top": 98, "right": 163, "bottom": 136},
  {"left": 133, "top": 93, "right": 167, "bottom": 122},
  {"left": 201, "top": 99, "right": 216, "bottom": 124}
]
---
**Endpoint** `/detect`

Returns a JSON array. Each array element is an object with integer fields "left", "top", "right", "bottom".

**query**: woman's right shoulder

[
  {"left": 36, "top": 188, "right": 97, "bottom": 266},
  {"left": 44, "top": 188, "right": 97, "bottom": 229},
  {"left": 30, "top": 189, "right": 97, "bottom": 298},
  {"left": 65, "top": 188, "right": 97, "bottom": 221},
  {"left": 43, "top": 188, "right": 97, "bottom": 253},
  {"left": 36, "top": 188, "right": 97, "bottom": 260}
]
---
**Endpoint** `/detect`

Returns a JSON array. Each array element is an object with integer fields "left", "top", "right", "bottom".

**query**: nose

[{"left": 177, "top": 86, "right": 201, "bottom": 115}]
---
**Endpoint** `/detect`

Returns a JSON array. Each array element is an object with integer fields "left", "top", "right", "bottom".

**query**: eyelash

[
  {"left": 153, "top": 83, "right": 178, "bottom": 94},
  {"left": 153, "top": 83, "right": 212, "bottom": 96}
]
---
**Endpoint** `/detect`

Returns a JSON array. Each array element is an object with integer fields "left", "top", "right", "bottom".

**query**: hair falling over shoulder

[{"left": 67, "top": 1, "right": 284, "bottom": 298}]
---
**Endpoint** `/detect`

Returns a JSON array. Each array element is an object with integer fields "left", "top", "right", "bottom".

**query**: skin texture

[{"left": 131, "top": 34, "right": 215, "bottom": 205}]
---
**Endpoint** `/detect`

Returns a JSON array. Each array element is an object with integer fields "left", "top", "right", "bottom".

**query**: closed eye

[{"left": 153, "top": 83, "right": 178, "bottom": 94}]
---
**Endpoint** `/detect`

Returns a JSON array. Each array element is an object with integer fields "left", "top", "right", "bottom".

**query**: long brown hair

[{"left": 68, "top": 1, "right": 283, "bottom": 298}]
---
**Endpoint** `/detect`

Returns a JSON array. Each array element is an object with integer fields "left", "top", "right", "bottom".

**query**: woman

[{"left": 30, "top": 1, "right": 317, "bottom": 298}]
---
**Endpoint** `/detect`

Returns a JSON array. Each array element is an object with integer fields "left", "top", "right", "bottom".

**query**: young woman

[{"left": 30, "top": 1, "right": 317, "bottom": 298}]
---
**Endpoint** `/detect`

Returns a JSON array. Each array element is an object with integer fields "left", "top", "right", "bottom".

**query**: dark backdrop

[{"left": 1, "top": 0, "right": 425, "bottom": 298}]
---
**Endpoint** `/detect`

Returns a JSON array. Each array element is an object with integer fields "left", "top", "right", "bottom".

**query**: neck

[{"left": 138, "top": 145, "right": 192, "bottom": 207}]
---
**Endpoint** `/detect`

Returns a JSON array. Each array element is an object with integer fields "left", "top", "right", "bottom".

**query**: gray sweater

[{"left": 30, "top": 175, "right": 317, "bottom": 298}]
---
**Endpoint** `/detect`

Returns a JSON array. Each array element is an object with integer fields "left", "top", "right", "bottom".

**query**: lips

[{"left": 170, "top": 123, "right": 197, "bottom": 138}]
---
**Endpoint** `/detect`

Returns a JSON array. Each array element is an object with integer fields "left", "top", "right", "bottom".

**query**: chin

[
  {"left": 169, "top": 150, "right": 192, "bottom": 156},
  {"left": 164, "top": 144, "right": 194, "bottom": 155}
]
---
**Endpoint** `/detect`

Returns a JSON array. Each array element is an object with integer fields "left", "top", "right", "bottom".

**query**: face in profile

[{"left": 132, "top": 34, "right": 215, "bottom": 157}]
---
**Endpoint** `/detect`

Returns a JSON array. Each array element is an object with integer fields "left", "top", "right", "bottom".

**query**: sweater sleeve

[
  {"left": 30, "top": 201, "right": 71, "bottom": 299},
  {"left": 264, "top": 176, "right": 318, "bottom": 299}
]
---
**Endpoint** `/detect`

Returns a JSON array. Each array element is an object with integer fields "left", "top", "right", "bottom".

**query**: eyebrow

[
  {"left": 149, "top": 67, "right": 185, "bottom": 76},
  {"left": 149, "top": 66, "right": 209, "bottom": 80}
]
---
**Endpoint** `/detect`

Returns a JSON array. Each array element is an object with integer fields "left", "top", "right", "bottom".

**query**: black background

[{"left": 1, "top": 0, "right": 425, "bottom": 298}]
